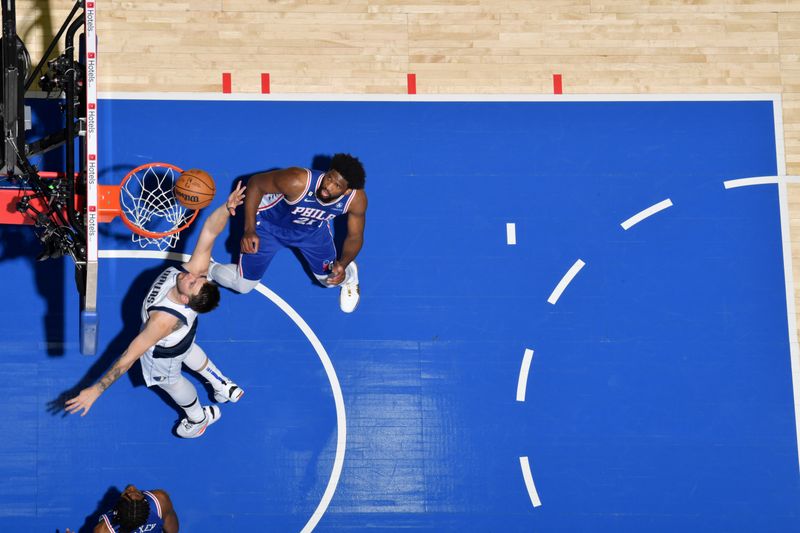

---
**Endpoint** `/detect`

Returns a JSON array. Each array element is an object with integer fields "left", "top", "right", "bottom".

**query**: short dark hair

[
  {"left": 330, "top": 153, "right": 366, "bottom": 189},
  {"left": 188, "top": 281, "right": 220, "bottom": 313},
  {"left": 115, "top": 495, "right": 150, "bottom": 532}
]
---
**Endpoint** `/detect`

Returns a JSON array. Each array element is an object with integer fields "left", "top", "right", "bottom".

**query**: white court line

[
  {"left": 620, "top": 199, "right": 673, "bottom": 230},
  {"left": 516, "top": 349, "right": 534, "bottom": 402},
  {"left": 771, "top": 96, "right": 800, "bottom": 474},
  {"left": 100, "top": 250, "right": 187, "bottom": 261},
  {"left": 547, "top": 259, "right": 586, "bottom": 305},
  {"left": 724, "top": 175, "right": 800, "bottom": 189},
  {"left": 730, "top": 110, "right": 800, "bottom": 472},
  {"left": 98, "top": 250, "right": 346, "bottom": 531},
  {"left": 256, "top": 283, "right": 347, "bottom": 533},
  {"left": 507, "top": 223, "right": 517, "bottom": 245},
  {"left": 93, "top": 91, "right": 780, "bottom": 103},
  {"left": 724, "top": 176, "right": 780, "bottom": 188},
  {"left": 519, "top": 456, "right": 542, "bottom": 508},
  {"left": 778, "top": 180, "right": 800, "bottom": 474}
]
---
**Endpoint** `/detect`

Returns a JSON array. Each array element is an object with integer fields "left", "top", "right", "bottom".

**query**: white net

[{"left": 119, "top": 164, "right": 194, "bottom": 251}]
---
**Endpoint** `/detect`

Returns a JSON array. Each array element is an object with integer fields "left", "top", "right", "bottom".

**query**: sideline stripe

[
  {"left": 620, "top": 198, "right": 673, "bottom": 230},
  {"left": 771, "top": 95, "right": 800, "bottom": 473},
  {"left": 519, "top": 456, "right": 542, "bottom": 507},
  {"left": 506, "top": 223, "right": 517, "bottom": 245},
  {"left": 547, "top": 259, "right": 585, "bottom": 305},
  {"left": 97, "top": 249, "right": 346, "bottom": 530},
  {"left": 516, "top": 349, "right": 534, "bottom": 402},
  {"left": 94, "top": 92, "right": 781, "bottom": 103},
  {"left": 778, "top": 180, "right": 800, "bottom": 473}
]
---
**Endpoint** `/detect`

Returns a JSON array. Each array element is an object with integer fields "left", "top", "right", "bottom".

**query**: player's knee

[
  {"left": 210, "top": 263, "right": 259, "bottom": 294},
  {"left": 232, "top": 277, "right": 259, "bottom": 294}
]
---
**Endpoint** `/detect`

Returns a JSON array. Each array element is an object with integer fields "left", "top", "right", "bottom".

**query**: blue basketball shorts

[{"left": 239, "top": 220, "right": 336, "bottom": 281}]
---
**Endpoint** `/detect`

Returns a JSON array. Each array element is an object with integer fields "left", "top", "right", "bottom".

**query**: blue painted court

[{"left": 1, "top": 96, "right": 797, "bottom": 531}]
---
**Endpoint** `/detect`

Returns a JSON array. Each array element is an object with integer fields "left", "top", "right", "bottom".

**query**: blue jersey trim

[{"left": 148, "top": 306, "right": 188, "bottom": 325}]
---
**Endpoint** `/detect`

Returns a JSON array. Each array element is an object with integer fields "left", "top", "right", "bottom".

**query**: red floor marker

[
  {"left": 222, "top": 72, "right": 232, "bottom": 94},
  {"left": 261, "top": 73, "right": 270, "bottom": 94},
  {"left": 553, "top": 74, "right": 563, "bottom": 95},
  {"left": 407, "top": 73, "right": 417, "bottom": 95}
]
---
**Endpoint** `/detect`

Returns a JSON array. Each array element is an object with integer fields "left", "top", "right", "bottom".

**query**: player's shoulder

[
  {"left": 280, "top": 166, "right": 309, "bottom": 184},
  {"left": 266, "top": 167, "right": 308, "bottom": 198},
  {"left": 146, "top": 306, "right": 184, "bottom": 329},
  {"left": 93, "top": 518, "right": 113, "bottom": 533},
  {"left": 148, "top": 489, "right": 174, "bottom": 510},
  {"left": 349, "top": 188, "right": 368, "bottom": 213}
]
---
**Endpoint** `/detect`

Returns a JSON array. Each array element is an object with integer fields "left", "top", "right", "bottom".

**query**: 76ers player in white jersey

[
  {"left": 66, "top": 183, "right": 247, "bottom": 439},
  {"left": 209, "top": 153, "right": 367, "bottom": 312}
]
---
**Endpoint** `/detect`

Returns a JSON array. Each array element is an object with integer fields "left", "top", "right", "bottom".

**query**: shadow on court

[
  {"left": 45, "top": 263, "right": 184, "bottom": 419},
  {"left": 0, "top": 225, "right": 67, "bottom": 356},
  {"left": 70, "top": 485, "right": 121, "bottom": 533}
]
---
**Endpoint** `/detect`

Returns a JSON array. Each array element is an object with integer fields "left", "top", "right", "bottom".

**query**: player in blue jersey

[
  {"left": 209, "top": 153, "right": 367, "bottom": 312},
  {"left": 94, "top": 484, "right": 178, "bottom": 533},
  {"left": 65, "top": 183, "right": 247, "bottom": 439}
]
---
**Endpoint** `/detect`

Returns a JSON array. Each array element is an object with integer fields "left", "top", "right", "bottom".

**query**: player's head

[
  {"left": 114, "top": 485, "right": 150, "bottom": 532},
  {"left": 177, "top": 271, "right": 220, "bottom": 313},
  {"left": 331, "top": 153, "right": 365, "bottom": 189}
]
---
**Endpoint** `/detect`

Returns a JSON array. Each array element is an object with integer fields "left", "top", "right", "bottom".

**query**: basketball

[{"left": 174, "top": 168, "right": 216, "bottom": 210}]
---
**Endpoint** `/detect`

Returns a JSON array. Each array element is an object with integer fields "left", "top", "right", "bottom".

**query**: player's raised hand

[
  {"left": 227, "top": 181, "right": 246, "bottom": 216},
  {"left": 65, "top": 385, "right": 101, "bottom": 416}
]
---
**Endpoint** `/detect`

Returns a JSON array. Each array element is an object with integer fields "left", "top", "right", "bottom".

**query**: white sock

[
  {"left": 183, "top": 344, "right": 233, "bottom": 393},
  {"left": 198, "top": 358, "right": 231, "bottom": 393}
]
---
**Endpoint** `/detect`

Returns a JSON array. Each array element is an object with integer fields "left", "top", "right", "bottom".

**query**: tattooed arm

[{"left": 65, "top": 311, "right": 178, "bottom": 416}]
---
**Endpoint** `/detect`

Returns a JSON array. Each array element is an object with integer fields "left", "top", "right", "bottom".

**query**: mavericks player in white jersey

[{"left": 66, "top": 182, "right": 247, "bottom": 438}]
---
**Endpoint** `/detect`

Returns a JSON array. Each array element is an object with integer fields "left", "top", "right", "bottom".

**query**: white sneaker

[
  {"left": 176, "top": 405, "right": 221, "bottom": 439},
  {"left": 214, "top": 382, "right": 244, "bottom": 403},
  {"left": 339, "top": 262, "right": 360, "bottom": 313}
]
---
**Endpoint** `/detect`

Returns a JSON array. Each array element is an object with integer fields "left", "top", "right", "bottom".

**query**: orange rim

[{"left": 105, "top": 162, "right": 200, "bottom": 239}]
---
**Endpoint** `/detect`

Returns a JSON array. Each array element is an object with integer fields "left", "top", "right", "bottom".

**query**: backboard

[{"left": 0, "top": 0, "right": 98, "bottom": 354}]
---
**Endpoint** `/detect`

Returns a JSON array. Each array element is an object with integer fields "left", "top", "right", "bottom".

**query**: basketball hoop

[{"left": 99, "top": 162, "right": 199, "bottom": 251}]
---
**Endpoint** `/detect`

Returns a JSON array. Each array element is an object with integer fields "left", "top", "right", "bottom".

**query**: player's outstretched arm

[
  {"left": 328, "top": 191, "right": 368, "bottom": 285},
  {"left": 64, "top": 313, "right": 177, "bottom": 416},
  {"left": 183, "top": 181, "right": 246, "bottom": 276},
  {"left": 240, "top": 167, "right": 308, "bottom": 254}
]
